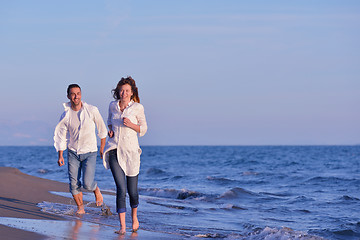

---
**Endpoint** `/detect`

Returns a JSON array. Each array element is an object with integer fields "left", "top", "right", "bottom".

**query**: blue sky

[{"left": 0, "top": 1, "right": 359, "bottom": 145}]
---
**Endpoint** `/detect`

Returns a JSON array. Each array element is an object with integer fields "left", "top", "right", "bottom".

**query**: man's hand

[
  {"left": 100, "top": 137, "right": 106, "bottom": 159},
  {"left": 100, "top": 149, "right": 104, "bottom": 159},
  {"left": 58, "top": 156, "right": 65, "bottom": 166},
  {"left": 58, "top": 150, "right": 65, "bottom": 166}
]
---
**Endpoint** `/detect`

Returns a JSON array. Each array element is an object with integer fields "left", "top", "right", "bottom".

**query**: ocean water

[{"left": 1, "top": 145, "right": 360, "bottom": 239}]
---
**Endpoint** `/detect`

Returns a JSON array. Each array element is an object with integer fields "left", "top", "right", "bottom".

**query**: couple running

[{"left": 54, "top": 76, "right": 147, "bottom": 235}]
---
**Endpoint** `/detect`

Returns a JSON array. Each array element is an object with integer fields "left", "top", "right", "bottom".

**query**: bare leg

[
  {"left": 115, "top": 212, "right": 126, "bottom": 235},
  {"left": 73, "top": 192, "right": 85, "bottom": 214},
  {"left": 93, "top": 186, "right": 103, "bottom": 206},
  {"left": 131, "top": 207, "right": 139, "bottom": 232}
]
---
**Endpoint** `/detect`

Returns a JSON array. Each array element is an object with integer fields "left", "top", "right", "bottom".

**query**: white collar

[
  {"left": 63, "top": 101, "right": 86, "bottom": 111},
  {"left": 117, "top": 100, "right": 134, "bottom": 110}
]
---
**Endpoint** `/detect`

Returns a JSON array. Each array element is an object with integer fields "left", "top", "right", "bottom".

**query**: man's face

[{"left": 67, "top": 87, "right": 82, "bottom": 106}]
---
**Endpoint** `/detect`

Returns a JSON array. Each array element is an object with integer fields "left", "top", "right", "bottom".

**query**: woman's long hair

[{"left": 112, "top": 76, "right": 140, "bottom": 103}]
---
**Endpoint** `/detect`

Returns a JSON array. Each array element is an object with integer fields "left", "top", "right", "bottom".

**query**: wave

[
  {"left": 145, "top": 167, "right": 167, "bottom": 176},
  {"left": 259, "top": 191, "right": 292, "bottom": 198},
  {"left": 286, "top": 196, "right": 315, "bottom": 204},
  {"left": 139, "top": 188, "right": 205, "bottom": 200},
  {"left": 146, "top": 200, "right": 199, "bottom": 212},
  {"left": 340, "top": 195, "right": 360, "bottom": 201},
  {"left": 332, "top": 229, "right": 360, "bottom": 239},
  {"left": 206, "top": 172, "right": 259, "bottom": 183},
  {"left": 140, "top": 186, "right": 259, "bottom": 202},
  {"left": 245, "top": 226, "right": 326, "bottom": 240},
  {"left": 219, "top": 187, "right": 257, "bottom": 199},
  {"left": 193, "top": 226, "right": 326, "bottom": 239},
  {"left": 206, "top": 176, "right": 237, "bottom": 185},
  {"left": 305, "top": 176, "right": 356, "bottom": 184},
  {"left": 140, "top": 186, "right": 260, "bottom": 202},
  {"left": 37, "top": 168, "right": 50, "bottom": 174},
  {"left": 220, "top": 204, "right": 247, "bottom": 210},
  {"left": 242, "top": 171, "right": 259, "bottom": 176}
]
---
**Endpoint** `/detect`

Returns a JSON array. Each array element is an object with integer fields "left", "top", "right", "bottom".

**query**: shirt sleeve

[
  {"left": 93, "top": 107, "right": 108, "bottom": 139},
  {"left": 53, "top": 112, "right": 68, "bottom": 152},
  {"left": 137, "top": 104, "right": 147, "bottom": 137}
]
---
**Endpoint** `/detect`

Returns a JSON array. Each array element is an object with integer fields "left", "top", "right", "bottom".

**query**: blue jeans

[
  {"left": 67, "top": 150, "right": 98, "bottom": 195},
  {"left": 108, "top": 149, "right": 139, "bottom": 213}
]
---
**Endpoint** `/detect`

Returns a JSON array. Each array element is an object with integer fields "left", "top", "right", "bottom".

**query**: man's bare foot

[
  {"left": 73, "top": 192, "right": 85, "bottom": 214},
  {"left": 94, "top": 186, "right": 103, "bottom": 206},
  {"left": 76, "top": 205, "right": 85, "bottom": 215},
  {"left": 115, "top": 228, "right": 126, "bottom": 235}
]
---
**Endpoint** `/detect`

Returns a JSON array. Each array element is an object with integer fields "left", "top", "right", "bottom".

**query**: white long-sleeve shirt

[
  {"left": 54, "top": 102, "right": 107, "bottom": 154},
  {"left": 103, "top": 100, "right": 147, "bottom": 176}
]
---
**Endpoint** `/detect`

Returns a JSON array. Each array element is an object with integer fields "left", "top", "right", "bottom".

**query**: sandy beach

[{"left": 0, "top": 167, "right": 185, "bottom": 240}]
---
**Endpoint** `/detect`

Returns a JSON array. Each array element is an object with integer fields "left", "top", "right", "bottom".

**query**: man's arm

[
  {"left": 93, "top": 107, "right": 108, "bottom": 140},
  {"left": 100, "top": 138, "right": 106, "bottom": 159},
  {"left": 54, "top": 112, "right": 68, "bottom": 166}
]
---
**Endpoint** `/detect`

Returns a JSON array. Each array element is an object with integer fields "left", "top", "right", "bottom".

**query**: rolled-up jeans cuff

[
  {"left": 131, "top": 204, "right": 138, "bottom": 209},
  {"left": 117, "top": 208, "right": 126, "bottom": 213},
  {"left": 70, "top": 187, "right": 81, "bottom": 196}
]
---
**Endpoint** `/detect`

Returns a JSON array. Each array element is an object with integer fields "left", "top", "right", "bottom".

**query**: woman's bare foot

[
  {"left": 116, "top": 212, "right": 126, "bottom": 235},
  {"left": 132, "top": 208, "right": 139, "bottom": 232},
  {"left": 132, "top": 220, "right": 139, "bottom": 232},
  {"left": 94, "top": 186, "right": 103, "bottom": 206}
]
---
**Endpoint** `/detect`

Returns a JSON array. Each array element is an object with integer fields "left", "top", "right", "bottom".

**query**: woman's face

[{"left": 119, "top": 84, "right": 133, "bottom": 102}]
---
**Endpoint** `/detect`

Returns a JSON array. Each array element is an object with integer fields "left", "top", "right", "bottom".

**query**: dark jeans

[{"left": 108, "top": 149, "right": 139, "bottom": 213}]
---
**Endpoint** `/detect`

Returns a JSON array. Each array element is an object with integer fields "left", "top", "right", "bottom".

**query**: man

[{"left": 54, "top": 84, "right": 107, "bottom": 214}]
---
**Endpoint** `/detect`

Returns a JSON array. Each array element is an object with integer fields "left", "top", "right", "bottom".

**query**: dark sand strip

[
  {"left": 0, "top": 167, "right": 70, "bottom": 240},
  {"left": 0, "top": 167, "right": 70, "bottom": 220}
]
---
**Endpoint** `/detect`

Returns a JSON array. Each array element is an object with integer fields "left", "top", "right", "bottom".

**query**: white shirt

[
  {"left": 68, "top": 108, "right": 81, "bottom": 150},
  {"left": 103, "top": 100, "right": 147, "bottom": 176},
  {"left": 54, "top": 102, "right": 107, "bottom": 154}
]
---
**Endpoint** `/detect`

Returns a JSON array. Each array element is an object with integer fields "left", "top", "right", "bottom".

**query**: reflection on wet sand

[{"left": 69, "top": 219, "right": 82, "bottom": 239}]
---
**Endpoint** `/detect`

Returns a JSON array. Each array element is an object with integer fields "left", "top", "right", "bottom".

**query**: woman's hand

[
  {"left": 108, "top": 130, "right": 114, "bottom": 138},
  {"left": 123, "top": 117, "right": 133, "bottom": 127},
  {"left": 123, "top": 117, "right": 140, "bottom": 133}
]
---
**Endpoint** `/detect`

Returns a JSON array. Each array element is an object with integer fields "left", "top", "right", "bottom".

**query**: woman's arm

[{"left": 137, "top": 104, "right": 147, "bottom": 137}]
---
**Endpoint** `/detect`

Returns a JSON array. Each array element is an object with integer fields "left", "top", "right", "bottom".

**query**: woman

[{"left": 103, "top": 76, "right": 147, "bottom": 235}]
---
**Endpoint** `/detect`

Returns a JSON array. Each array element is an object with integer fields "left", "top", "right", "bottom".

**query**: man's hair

[{"left": 67, "top": 84, "right": 81, "bottom": 95}]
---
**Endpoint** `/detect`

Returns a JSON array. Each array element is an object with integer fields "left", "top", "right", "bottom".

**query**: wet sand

[
  {"left": 0, "top": 167, "right": 69, "bottom": 240},
  {"left": 0, "top": 167, "right": 185, "bottom": 239}
]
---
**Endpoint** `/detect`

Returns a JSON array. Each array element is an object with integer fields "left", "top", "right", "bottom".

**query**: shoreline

[{"left": 0, "top": 167, "right": 185, "bottom": 239}]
